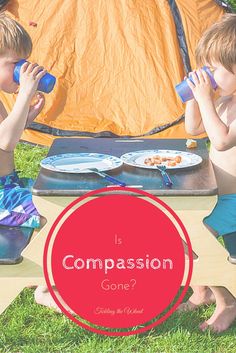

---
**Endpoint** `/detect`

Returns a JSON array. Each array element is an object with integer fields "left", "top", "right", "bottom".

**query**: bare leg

[
  {"left": 177, "top": 285, "right": 215, "bottom": 312},
  {"left": 34, "top": 286, "right": 75, "bottom": 315},
  {"left": 34, "top": 286, "right": 61, "bottom": 312},
  {"left": 199, "top": 286, "right": 236, "bottom": 333},
  {"left": 35, "top": 218, "right": 74, "bottom": 314}
]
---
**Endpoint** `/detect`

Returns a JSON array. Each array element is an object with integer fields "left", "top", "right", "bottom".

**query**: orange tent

[{"left": 1, "top": 0, "right": 227, "bottom": 146}]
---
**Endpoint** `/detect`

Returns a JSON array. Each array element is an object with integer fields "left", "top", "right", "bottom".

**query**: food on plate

[
  {"left": 186, "top": 139, "right": 197, "bottom": 149},
  {"left": 144, "top": 157, "right": 161, "bottom": 166},
  {"left": 175, "top": 155, "right": 182, "bottom": 163},
  {"left": 167, "top": 161, "right": 177, "bottom": 167},
  {"left": 144, "top": 154, "right": 182, "bottom": 167}
]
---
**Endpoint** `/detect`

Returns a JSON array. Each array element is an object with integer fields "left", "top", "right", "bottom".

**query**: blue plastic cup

[
  {"left": 175, "top": 66, "right": 217, "bottom": 103},
  {"left": 13, "top": 59, "right": 56, "bottom": 93}
]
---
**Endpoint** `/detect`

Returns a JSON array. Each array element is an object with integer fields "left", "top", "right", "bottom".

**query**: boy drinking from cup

[
  {"left": 0, "top": 13, "right": 63, "bottom": 312},
  {"left": 181, "top": 14, "right": 236, "bottom": 333}
]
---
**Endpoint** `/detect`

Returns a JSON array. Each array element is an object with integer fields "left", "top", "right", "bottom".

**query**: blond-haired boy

[
  {"left": 180, "top": 14, "right": 236, "bottom": 333},
  {"left": 0, "top": 13, "right": 62, "bottom": 311}
]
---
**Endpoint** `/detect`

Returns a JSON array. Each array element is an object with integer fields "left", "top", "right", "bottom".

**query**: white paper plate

[
  {"left": 40, "top": 153, "right": 123, "bottom": 173},
  {"left": 120, "top": 150, "right": 202, "bottom": 170}
]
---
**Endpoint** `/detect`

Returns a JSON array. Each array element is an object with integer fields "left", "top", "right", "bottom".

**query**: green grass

[
  {"left": 0, "top": 288, "right": 236, "bottom": 353},
  {"left": 14, "top": 143, "right": 49, "bottom": 179},
  {"left": 1, "top": 142, "right": 235, "bottom": 353},
  {"left": 227, "top": 0, "right": 236, "bottom": 12}
]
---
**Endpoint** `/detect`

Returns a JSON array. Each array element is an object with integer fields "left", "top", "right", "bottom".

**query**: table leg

[
  {"left": 0, "top": 259, "right": 45, "bottom": 314},
  {"left": 160, "top": 196, "right": 236, "bottom": 298},
  {"left": 0, "top": 196, "right": 66, "bottom": 312},
  {"left": 22, "top": 196, "right": 65, "bottom": 266},
  {"left": 0, "top": 280, "right": 27, "bottom": 315},
  {"left": 22, "top": 195, "right": 236, "bottom": 298}
]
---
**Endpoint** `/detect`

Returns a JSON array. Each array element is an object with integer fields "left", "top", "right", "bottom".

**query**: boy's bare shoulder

[
  {"left": 218, "top": 95, "right": 236, "bottom": 128},
  {"left": 215, "top": 96, "right": 236, "bottom": 123}
]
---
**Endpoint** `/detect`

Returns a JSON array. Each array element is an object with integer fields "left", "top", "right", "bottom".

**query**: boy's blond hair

[
  {"left": 0, "top": 13, "right": 32, "bottom": 58},
  {"left": 196, "top": 14, "right": 236, "bottom": 73}
]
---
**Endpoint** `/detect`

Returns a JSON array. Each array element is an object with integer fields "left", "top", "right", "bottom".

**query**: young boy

[
  {"left": 0, "top": 14, "right": 46, "bottom": 229},
  {"left": 0, "top": 13, "right": 63, "bottom": 312},
  {"left": 180, "top": 14, "right": 236, "bottom": 333}
]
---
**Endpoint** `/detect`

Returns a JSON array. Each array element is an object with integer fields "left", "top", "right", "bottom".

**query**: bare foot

[
  {"left": 34, "top": 286, "right": 75, "bottom": 315},
  {"left": 177, "top": 287, "right": 215, "bottom": 312},
  {"left": 199, "top": 302, "right": 236, "bottom": 333}
]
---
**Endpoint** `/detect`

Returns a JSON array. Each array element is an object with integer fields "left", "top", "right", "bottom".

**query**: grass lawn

[
  {"left": 0, "top": 142, "right": 236, "bottom": 353},
  {"left": 1, "top": 288, "right": 236, "bottom": 353},
  {"left": 228, "top": 0, "right": 236, "bottom": 12},
  {"left": 14, "top": 142, "right": 49, "bottom": 179}
]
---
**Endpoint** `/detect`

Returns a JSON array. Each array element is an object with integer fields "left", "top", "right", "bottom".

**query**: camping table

[{"left": 1, "top": 137, "right": 236, "bottom": 313}]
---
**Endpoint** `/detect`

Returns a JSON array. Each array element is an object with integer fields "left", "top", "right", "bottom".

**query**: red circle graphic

[{"left": 43, "top": 187, "right": 193, "bottom": 336}]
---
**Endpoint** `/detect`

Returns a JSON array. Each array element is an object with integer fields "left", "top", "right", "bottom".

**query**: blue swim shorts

[
  {"left": 0, "top": 171, "right": 40, "bottom": 228},
  {"left": 203, "top": 193, "right": 236, "bottom": 237}
]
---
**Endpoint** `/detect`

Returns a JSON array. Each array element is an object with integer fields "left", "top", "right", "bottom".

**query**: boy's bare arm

[
  {"left": 186, "top": 69, "right": 236, "bottom": 150},
  {"left": 0, "top": 62, "right": 46, "bottom": 152},
  {"left": 0, "top": 101, "right": 8, "bottom": 123},
  {"left": 184, "top": 99, "right": 206, "bottom": 135},
  {"left": 0, "top": 92, "right": 31, "bottom": 151},
  {"left": 197, "top": 97, "right": 236, "bottom": 150}
]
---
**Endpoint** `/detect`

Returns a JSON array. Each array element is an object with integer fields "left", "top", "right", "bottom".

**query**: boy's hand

[
  {"left": 25, "top": 92, "right": 45, "bottom": 128},
  {"left": 18, "top": 62, "right": 47, "bottom": 100},
  {"left": 186, "top": 69, "right": 213, "bottom": 103}
]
